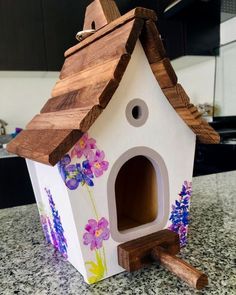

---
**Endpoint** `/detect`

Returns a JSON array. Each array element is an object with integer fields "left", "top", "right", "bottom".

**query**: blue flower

[
  {"left": 57, "top": 155, "right": 71, "bottom": 182},
  {"left": 76, "top": 161, "right": 94, "bottom": 187},
  {"left": 60, "top": 154, "right": 71, "bottom": 166},
  {"left": 64, "top": 164, "right": 83, "bottom": 190},
  {"left": 45, "top": 188, "right": 68, "bottom": 258},
  {"left": 58, "top": 153, "right": 96, "bottom": 189},
  {"left": 168, "top": 181, "right": 192, "bottom": 247}
]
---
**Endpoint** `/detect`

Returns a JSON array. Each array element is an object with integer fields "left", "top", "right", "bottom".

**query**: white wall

[
  {"left": 0, "top": 71, "right": 59, "bottom": 133},
  {"left": 214, "top": 41, "right": 236, "bottom": 116},
  {"left": 221, "top": 16, "right": 236, "bottom": 45},
  {"left": 171, "top": 56, "right": 216, "bottom": 106},
  {"left": 215, "top": 16, "right": 236, "bottom": 116},
  {"left": 172, "top": 16, "right": 236, "bottom": 111},
  {"left": 0, "top": 59, "right": 215, "bottom": 133}
]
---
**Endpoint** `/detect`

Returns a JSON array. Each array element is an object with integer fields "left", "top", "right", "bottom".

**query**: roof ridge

[
  {"left": 65, "top": 7, "right": 157, "bottom": 58},
  {"left": 7, "top": 8, "right": 220, "bottom": 166}
]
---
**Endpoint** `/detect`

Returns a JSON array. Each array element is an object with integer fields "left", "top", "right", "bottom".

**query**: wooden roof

[{"left": 7, "top": 2, "right": 220, "bottom": 166}]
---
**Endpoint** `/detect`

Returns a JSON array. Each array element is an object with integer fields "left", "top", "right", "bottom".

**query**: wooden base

[{"left": 118, "top": 229, "right": 208, "bottom": 290}]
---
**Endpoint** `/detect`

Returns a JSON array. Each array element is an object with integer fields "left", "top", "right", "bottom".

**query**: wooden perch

[
  {"left": 118, "top": 230, "right": 208, "bottom": 290},
  {"left": 151, "top": 246, "right": 208, "bottom": 290}
]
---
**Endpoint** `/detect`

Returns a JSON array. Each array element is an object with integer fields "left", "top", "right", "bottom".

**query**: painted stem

[
  {"left": 85, "top": 184, "right": 107, "bottom": 276},
  {"left": 102, "top": 246, "right": 108, "bottom": 273},
  {"left": 85, "top": 184, "right": 99, "bottom": 220}
]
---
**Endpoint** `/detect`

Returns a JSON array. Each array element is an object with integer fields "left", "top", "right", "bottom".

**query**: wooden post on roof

[{"left": 83, "top": 0, "right": 121, "bottom": 31}]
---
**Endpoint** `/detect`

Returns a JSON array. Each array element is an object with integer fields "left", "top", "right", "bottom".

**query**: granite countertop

[
  {"left": 0, "top": 172, "right": 235, "bottom": 295},
  {"left": 0, "top": 148, "right": 17, "bottom": 159}
]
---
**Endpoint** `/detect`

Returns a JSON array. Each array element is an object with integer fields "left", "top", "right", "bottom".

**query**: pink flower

[
  {"left": 71, "top": 133, "right": 96, "bottom": 159},
  {"left": 83, "top": 218, "right": 110, "bottom": 250},
  {"left": 87, "top": 150, "right": 109, "bottom": 177}
]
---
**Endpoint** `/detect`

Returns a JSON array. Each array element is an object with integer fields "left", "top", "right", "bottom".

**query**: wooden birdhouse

[{"left": 7, "top": 0, "right": 220, "bottom": 289}]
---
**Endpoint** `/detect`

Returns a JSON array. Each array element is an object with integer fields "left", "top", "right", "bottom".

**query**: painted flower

[
  {"left": 71, "top": 133, "right": 96, "bottom": 159},
  {"left": 40, "top": 215, "right": 51, "bottom": 243},
  {"left": 64, "top": 164, "right": 82, "bottom": 190},
  {"left": 60, "top": 154, "right": 71, "bottom": 166},
  {"left": 45, "top": 188, "right": 68, "bottom": 258},
  {"left": 62, "top": 160, "right": 94, "bottom": 189},
  {"left": 168, "top": 181, "right": 192, "bottom": 247},
  {"left": 58, "top": 154, "right": 71, "bottom": 182},
  {"left": 87, "top": 150, "right": 109, "bottom": 177},
  {"left": 83, "top": 218, "right": 110, "bottom": 250},
  {"left": 77, "top": 161, "right": 94, "bottom": 187}
]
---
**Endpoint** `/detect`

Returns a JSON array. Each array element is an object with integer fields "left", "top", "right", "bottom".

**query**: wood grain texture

[
  {"left": 65, "top": 7, "right": 157, "bottom": 57},
  {"left": 8, "top": 3, "right": 220, "bottom": 166},
  {"left": 151, "top": 58, "right": 177, "bottom": 89},
  {"left": 191, "top": 122, "right": 220, "bottom": 144},
  {"left": 140, "top": 20, "right": 166, "bottom": 64},
  {"left": 152, "top": 247, "right": 208, "bottom": 290},
  {"left": 27, "top": 106, "right": 103, "bottom": 132},
  {"left": 162, "top": 84, "right": 220, "bottom": 143},
  {"left": 41, "top": 79, "right": 119, "bottom": 113},
  {"left": 60, "top": 18, "right": 144, "bottom": 80},
  {"left": 163, "top": 84, "right": 190, "bottom": 108},
  {"left": 83, "top": 0, "right": 120, "bottom": 31},
  {"left": 118, "top": 229, "right": 180, "bottom": 272},
  {"left": 175, "top": 108, "right": 202, "bottom": 126},
  {"left": 6, "top": 129, "right": 82, "bottom": 166},
  {"left": 52, "top": 54, "right": 130, "bottom": 98}
]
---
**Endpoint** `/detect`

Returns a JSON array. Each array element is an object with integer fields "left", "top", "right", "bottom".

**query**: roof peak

[
  {"left": 7, "top": 7, "right": 220, "bottom": 165},
  {"left": 83, "top": 0, "right": 120, "bottom": 31}
]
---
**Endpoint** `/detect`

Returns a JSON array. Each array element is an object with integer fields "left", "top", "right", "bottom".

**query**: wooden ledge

[
  {"left": 118, "top": 229, "right": 208, "bottom": 290},
  {"left": 118, "top": 229, "right": 180, "bottom": 272}
]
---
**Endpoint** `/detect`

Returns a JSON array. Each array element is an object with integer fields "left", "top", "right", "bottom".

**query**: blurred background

[{"left": 0, "top": 0, "right": 236, "bottom": 208}]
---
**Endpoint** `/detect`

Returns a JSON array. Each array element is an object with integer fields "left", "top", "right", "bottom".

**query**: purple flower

[
  {"left": 58, "top": 154, "right": 71, "bottom": 182},
  {"left": 45, "top": 188, "right": 68, "bottom": 258},
  {"left": 168, "top": 181, "right": 192, "bottom": 247},
  {"left": 76, "top": 161, "right": 94, "bottom": 186},
  {"left": 65, "top": 178, "right": 80, "bottom": 190},
  {"left": 71, "top": 133, "right": 96, "bottom": 159},
  {"left": 60, "top": 160, "right": 94, "bottom": 190},
  {"left": 60, "top": 154, "right": 71, "bottom": 166},
  {"left": 87, "top": 150, "right": 109, "bottom": 177},
  {"left": 57, "top": 134, "right": 109, "bottom": 190},
  {"left": 83, "top": 218, "right": 110, "bottom": 250},
  {"left": 40, "top": 215, "right": 51, "bottom": 243},
  {"left": 64, "top": 164, "right": 82, "bottom": 190}
]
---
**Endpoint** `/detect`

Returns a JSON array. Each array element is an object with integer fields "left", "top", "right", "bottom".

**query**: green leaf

[{"left": 85, "top": 251, "right": 105, "bottom": 283}]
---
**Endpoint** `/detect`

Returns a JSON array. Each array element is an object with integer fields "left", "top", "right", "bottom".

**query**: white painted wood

[
  {"left": 27, "top": 41, "right": 196, "bottom": 283},
  {"left": 27, "top": 160, "right": 88, "bottom": 279}
]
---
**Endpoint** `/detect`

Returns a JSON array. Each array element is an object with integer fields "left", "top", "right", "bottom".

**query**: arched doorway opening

[{"left": 115, "top": 155, "right": 158, "bottom": 231}]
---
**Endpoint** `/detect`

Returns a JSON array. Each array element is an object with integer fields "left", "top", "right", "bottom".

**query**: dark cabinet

[
  {"left": 193, "top": 117, "right": 236, "bottom": 176},
  {"left": 41, "top": 0, "right": 89, "bottom": 70},
  {"left": 0, "top": 0, "right": 47, "bottom": 70},
  {"left": 158, "top": 0, "right": 221, "bottom": 59},
  {"left": 0, "top": 0, "right": 220, "bottom": 70},
  {"left": 0, "top": 0, "right": 90, "bottom": 71},
  {"left": 0, "top": 157, "right": 35, "bottom": 209}
]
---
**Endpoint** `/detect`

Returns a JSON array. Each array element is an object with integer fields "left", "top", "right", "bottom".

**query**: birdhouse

[{"left": 7, "top": 0, "right": 220, "bottom": 289}]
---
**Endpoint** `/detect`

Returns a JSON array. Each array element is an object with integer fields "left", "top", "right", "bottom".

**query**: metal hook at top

[{"left": 76, "top": 29, "right": 96, "bottom": 42}]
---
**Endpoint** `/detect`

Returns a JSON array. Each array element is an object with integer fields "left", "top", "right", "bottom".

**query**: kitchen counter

[
  {"left": 0, "top": 148, "right": 17, "bottom": 159},
  {"left": 0, "top": 171, "right": 235, "bottom": 294}
]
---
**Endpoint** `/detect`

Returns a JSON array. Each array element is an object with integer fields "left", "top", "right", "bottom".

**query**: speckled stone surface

[{"left": 0, "top": 171, "right": 235, "bottom": 295}]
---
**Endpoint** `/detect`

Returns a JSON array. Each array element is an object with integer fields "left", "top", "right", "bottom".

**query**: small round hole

[
  {"left": 126, "top": 99, "right": 148, "bottom": 127},
  {"left": 132, "top": 106, "right": 142, "bottom": 120},
  {"left": 91, "top": 21, "right": 96, "bottom": 30}
]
